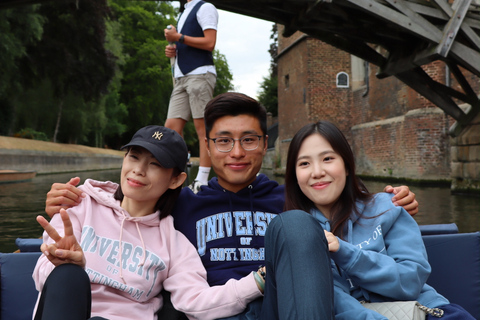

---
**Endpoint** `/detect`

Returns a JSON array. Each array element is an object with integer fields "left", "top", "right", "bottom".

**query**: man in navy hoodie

[{"left": 44, "top": 92, "right": 418, "bottom": 319}]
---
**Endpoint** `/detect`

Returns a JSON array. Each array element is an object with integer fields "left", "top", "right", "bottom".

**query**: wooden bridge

[
  {"left": 2, "top": 0, "right": 479, "bottom": 136},
  {"left": 202, "top": 0, "right": 480, "bottom": 136}
]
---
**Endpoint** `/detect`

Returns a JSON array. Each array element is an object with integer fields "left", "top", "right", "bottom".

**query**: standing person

[
  {"left": 33, "top": 125, "right": 264, "bottom": 320},
  {"left": 44, "top": 93, "right": 419, "bottom": 319},
  {"left": 164, "top": 0, "right": 218, "bottom": 193},
  {"left": 282, "top": 120, "right": 475, "bottom": 320}
]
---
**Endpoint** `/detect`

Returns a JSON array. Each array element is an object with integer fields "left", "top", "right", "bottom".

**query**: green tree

[
  {"left": 20, "top": 0, "right": 116, "bottom": 143},
  {"left": 0, "top": 5, "right": 45, "bottom": 135},
  {"left": 258, "top": 24, "right": 278, "bottom": 116},
  {"left": 109, "top": 0, "right": 176, "bottom": 143},
  {"left": 213, "top": 50, "right": 234, "bottom": 96},
  {"left": 257, "top": 74, "right": 278, "bottom": 116}
]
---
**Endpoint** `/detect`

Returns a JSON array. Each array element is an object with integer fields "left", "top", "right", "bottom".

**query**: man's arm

[
  {"left": 45, "top": 177, "right": 85, "bottom": 218},
  {"left": 384, "top": 185, "right": 418, "bottom": 216},
  {"left": 164, "top": 25, "right": 217, "bottom": 52}
]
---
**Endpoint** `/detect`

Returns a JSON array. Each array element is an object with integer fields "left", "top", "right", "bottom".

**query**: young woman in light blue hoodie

[{"left": 282, "top": 121, "right": 474, "bottom": 320}]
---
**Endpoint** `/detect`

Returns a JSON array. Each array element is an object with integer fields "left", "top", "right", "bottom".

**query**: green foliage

[
  {"left": 0, "top": 6, "right": 44, "bottom": 96},
  {"left": 109, "top": 0, "right": 175, "bottom": 141},
  {"left": 258, "top": 74, "right": 278, "bottom": 116},
  {"left": 257, "top": 23, "right": 278, "bottom": 117},
  {"left": 14, "top": 128, "right": 49, "bottom": 141},
  {"left": 213, "top": 50, "right": 234, "bottom": 96},
  {"left": 1, "top": 0, "right": 235, "bottom": 151},
  {"left": 0, "top": 6, "right": 45, "bottom": 135}
]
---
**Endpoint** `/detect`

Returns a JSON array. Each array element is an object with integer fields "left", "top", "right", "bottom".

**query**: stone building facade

[{"left": 273, "top": 26, "right": 479, "bottom": 193}]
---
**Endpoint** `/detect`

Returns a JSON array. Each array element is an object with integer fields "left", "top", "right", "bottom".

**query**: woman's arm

[
  {"left": 331, "top": 195, "right": 430, "bottom": 300},
  {"left": 163, "top": 227, "right": 262, "bottom": 320}
]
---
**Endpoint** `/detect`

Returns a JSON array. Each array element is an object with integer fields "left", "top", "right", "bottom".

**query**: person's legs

[
  {"left": 166, "top": 76, "right": 190, "bottom": 137},
  {"left": 165, "top": 118, "right": 187, "bottom": 137},
  {"left": 260, "top": 210, "right": 334, "bottom": 320},
  {"left": 34, "top": 264, "right": 91, "bottom": 320},
  {"left": 187, "top": 73, "right": 215, "bottom": 189},
  {"left": 193, "top": 117, "right": 211, "bottom": 169},
  {"left": 156, "top": 290, "right": 189, "bottom": 320}
]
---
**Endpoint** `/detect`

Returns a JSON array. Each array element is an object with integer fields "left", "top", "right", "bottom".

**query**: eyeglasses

[{"left": 208, "top": 135, "right": 263, "bottom": 152}]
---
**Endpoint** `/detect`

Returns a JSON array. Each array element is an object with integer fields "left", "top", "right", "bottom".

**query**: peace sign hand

[{"left": 37, "top": 208, "right": 86, "bottom": 268}]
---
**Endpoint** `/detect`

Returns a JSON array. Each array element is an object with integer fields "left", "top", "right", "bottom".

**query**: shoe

[{"left": 188, "top": 180, "right": 205, "bottom": 194}]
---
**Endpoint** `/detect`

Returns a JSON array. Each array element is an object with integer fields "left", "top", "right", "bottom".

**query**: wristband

[
  {"left": 179, "top": 34, "right": 185, "bottom": 44},
  {"left": 253, "top": 271, "right": 265, "bottom": 293}
]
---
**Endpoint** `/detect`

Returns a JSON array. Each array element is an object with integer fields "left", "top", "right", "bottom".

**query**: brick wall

[{"left": 276, "top": 26, "right": 479, "bottom": 184}]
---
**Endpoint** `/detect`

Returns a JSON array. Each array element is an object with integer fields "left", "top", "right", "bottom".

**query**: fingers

[
  {"left": 54, "top": 247, "right": 85, "bottom": 266},
  {"left": 383, "top": 185, "right": 394, "bottom": 193},
  {"left": 323, "top": 230, "right": 340, "bottom": 252},
  {"left": 41, "top": 244, "right": 85, "bottom": 268},
  {"left": 390, "top": 186, "right": 409, "bottom": 201},
  {"left": 165, "top": 46, "right": 176, "bottom": 57},
  {"left": 403, "top": 200, "right": 419, "bottom": 216},
  {"left": 45, "top": 180, "right": 84, "bottom": 217},
  {"left": 59, "top": 209, "right": 74, "bottom": 238},
  {"left": 67, "top": 177, "right": 81, "bottom": 187},
  {"left": 37, "top": 215, "right": 62, "bottom": 242}
]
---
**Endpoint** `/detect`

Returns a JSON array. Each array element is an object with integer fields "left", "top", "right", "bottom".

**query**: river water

[{"left": 0, "top": 168, "right": 479, "bottom": 253}]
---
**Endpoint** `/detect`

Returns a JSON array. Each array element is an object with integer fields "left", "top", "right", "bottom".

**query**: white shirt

[{"left": 175, "top": 0, "right": 218, "bottom": 78}]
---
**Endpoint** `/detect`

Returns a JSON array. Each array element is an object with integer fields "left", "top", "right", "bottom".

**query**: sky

[{"left": 215, "top": 10, "right": 274, "bottom": 99}]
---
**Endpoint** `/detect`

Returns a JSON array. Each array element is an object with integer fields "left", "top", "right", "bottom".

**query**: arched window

[{"left": 336, "top": 72, "right": 349, "bottom": 88}]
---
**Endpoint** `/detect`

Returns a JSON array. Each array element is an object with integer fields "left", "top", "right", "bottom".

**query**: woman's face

[
  {"left": 120, "top": 147, "right": 178, "bottom": 210},
  {"left": 295, "top": 133, "right": 347, "bottom": 218}
]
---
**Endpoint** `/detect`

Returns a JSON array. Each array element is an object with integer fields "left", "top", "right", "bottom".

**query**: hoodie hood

[
  {"left": 79, "top": 179, "right": 161, "bottom": 228},
  {"left": 201, "top": 173, "right": 280, "bottom": 197}
]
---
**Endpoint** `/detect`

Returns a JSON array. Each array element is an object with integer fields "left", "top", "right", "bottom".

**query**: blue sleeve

[
  {"left": 332, "top": 269, "right": 387, "bottom": 320},
  {"left": 331, "top": 195, "right": 431, "bottom": 301}
]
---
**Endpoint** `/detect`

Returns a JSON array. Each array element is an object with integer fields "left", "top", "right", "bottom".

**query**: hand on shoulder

[
  {"left": 383, "top": 185, "right": 418, "bottom": 216},
  {"left": 45, "top": 177, "right": 85, "bottom": 218}
]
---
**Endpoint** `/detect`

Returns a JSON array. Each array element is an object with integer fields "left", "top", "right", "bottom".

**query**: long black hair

[{"left": 284, "top": 121, "right": 373, "bottom": 238}]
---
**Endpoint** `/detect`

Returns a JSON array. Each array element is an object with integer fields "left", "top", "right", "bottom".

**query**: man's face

[{"left": 206, "top": 114, "right": 267, "bottom": 193}]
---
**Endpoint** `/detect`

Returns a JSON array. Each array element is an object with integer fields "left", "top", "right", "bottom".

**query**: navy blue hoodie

[{"left": 171, "top": 174, "right": 284, "bottom": 286}]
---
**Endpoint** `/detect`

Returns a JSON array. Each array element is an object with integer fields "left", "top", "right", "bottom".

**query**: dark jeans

[
  {"left": 34, "top": 264, "right": 107, "bottom": 320},
  {"left": 260, "top": 210, "right": 335, "bottom": 320}
]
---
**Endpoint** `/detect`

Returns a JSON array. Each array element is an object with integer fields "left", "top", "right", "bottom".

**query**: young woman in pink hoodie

[{"left": 32, "top": 125, "right": 264, "bottom": 320}]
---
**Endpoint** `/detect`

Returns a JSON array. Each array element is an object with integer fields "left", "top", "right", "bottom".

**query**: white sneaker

[{"left": 188, "top": 180, "right": 205, "bottom": 194}]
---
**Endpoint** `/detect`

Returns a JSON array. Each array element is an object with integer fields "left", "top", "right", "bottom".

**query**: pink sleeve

[{"left": 162, "top": 223, "right": 262, "bottom": 320}]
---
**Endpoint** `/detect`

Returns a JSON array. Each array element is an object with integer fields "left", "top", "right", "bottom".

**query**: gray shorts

[{"left": 167, "top": 72, "right": 216, "bottom": 120}]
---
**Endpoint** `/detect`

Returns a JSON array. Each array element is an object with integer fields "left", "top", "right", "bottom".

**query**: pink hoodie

[{"left": 33, "top": 179, "right": 262, "bottom": 320}]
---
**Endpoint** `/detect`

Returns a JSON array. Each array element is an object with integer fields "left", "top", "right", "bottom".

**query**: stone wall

[
  {"left": 0, "top": 136, "right": 123, "bottom": 174},
  {"left": 451, "top": 112, "right": 480, "bottom": 194}
]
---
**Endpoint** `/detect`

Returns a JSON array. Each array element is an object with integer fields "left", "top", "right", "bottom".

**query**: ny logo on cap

[{"left": 152, "top": 132, "right": 163, "bottom": 140}]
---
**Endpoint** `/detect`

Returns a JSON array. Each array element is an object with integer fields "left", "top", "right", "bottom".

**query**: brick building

[{"left": 275, "top": 26, "right": 479, "bottom": 189}]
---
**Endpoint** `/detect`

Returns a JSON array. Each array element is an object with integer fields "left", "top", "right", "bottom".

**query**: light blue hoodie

[{"left": 311, "top": 192, "right": 449, "bottom": 320}]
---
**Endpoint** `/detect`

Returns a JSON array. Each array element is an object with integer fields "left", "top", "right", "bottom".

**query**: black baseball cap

[{"left": 121, "top": 125, "right": 188, "bottom": 171}]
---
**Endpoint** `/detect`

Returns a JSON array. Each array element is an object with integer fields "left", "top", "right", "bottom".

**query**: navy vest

[{"left": 177, "top": 1, "right": 214, "bottom": 75}]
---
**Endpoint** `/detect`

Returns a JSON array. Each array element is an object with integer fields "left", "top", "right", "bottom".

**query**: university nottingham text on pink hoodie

[{"left": 32, "top": 179, "right": 262, "bottom": 320}]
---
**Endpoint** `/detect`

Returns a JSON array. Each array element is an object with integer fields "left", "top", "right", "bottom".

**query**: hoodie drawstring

[
  {"left": 118, "top": 213, "right": 147, "bottom": 284},
  {"left": 247, "top": 185, "right": 259, "bottom": 248}
]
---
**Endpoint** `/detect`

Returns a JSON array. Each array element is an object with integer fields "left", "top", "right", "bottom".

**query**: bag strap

[{"left": 417, "top": 304, "right": 444, "bottom": 318}]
